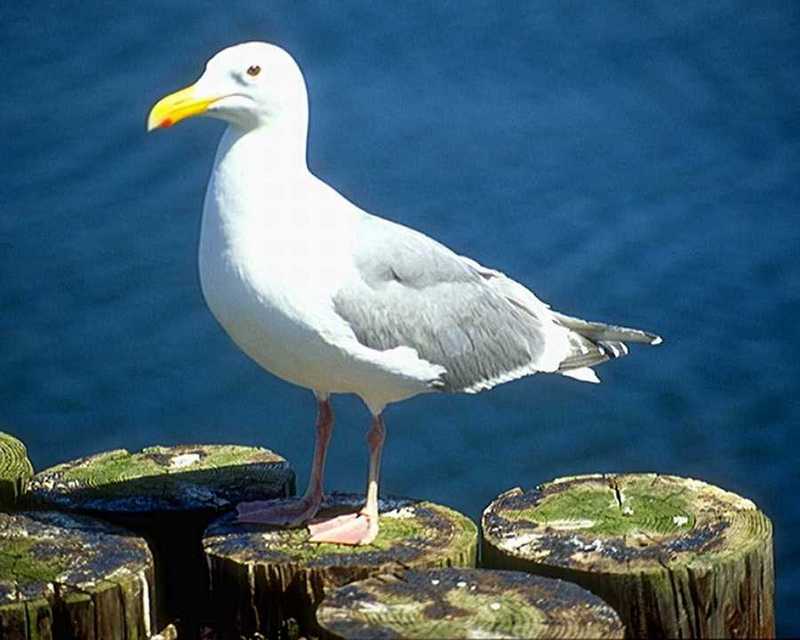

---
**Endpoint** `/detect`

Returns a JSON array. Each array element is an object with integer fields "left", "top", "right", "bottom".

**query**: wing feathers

[{"left": 335, "top": 214, "right": 660, "bottom": 394}]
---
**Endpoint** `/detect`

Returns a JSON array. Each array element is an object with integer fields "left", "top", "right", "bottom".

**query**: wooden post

[
  {"left": 0, "top": 511, "right": 155, "bottom": 640},
  {"left": 0, "top": 432, "right": 34, "bottom": 510},
  {"left": 27, "top": 444, "right": 295, "bottom": 637},
  {"left": 317, "top": 567, "right": 625, "bottom": 639},
  {"left": 481, "top": 473, "right": 775, "bottom": 638},
  {"left": 203, "top": 492, "right": 478, "bottom": 639}
]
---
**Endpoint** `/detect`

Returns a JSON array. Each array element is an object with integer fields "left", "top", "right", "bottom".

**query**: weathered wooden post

[
  {"left": 0, "top": 432, "right": 34, "bottom": 510},
  {"left": 481, "top": 473, "right": 775, "bottom": 638},
  {"left": 203, "top": 493, "right": 478, "bottom": 639},
  {"left": 316, "top": 567, "right": 625, "bottom": 639},
  {"left": 0, "top": 511, "right": 155, "bottom": 639},
  {"left": 27, "top": 444, "right": 295, "bottom": 636}
]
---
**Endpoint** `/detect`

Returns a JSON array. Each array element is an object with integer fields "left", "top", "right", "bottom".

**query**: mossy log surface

[
  {"left": 317, "top": 567, "right": 625, "bottom": 639},
  {"left": 481, "top": 473, "right": 774, "bottom": 639},
  {"left": 0, "top": 511, "right": 155, "bottom": 640},
  {"left": 0, "top": 432, "right": 34, "bottom": 510},
  {"left": 27, "top": 444, "right": 295, "bottom": 636},
  {"left": 204, "top": 492, "right": 478, "bottom": 639},
  {"left": 27, "top": 444, "right": 294, "bottom": 513}
]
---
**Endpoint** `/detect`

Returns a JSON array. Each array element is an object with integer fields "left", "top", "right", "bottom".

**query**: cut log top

[
  {"left": 28, "top": 444, "right": 294, "bottom": 514},
  {"left": 0, "top": 511, "right": 150, "bottom": 602},
  {"left": 0, "top": 432, "right": 34, "bottom": 510},
  {"left": 482, "top": 473, "right": 775, "bottom": 638},
  {"left": 204, "top": 493, "right": 478, "bottom": 639},
  {"left": 205, "top": 492, "right": 477, "bottom": 570},
  {"left": 483, "top": 473, "right": 770, "bottom": 572},
  {"left": 0, "top": 511, "right": 155, "bottom": 640},
  {"left": 317, "top": 567, "right": 625, "bottom": 639}
]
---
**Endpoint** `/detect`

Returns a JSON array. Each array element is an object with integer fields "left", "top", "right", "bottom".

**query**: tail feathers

[
  {"left": 558, "top": 332, "right": 610, "bottom": 371},
  {"left": 598, "top": 340, "right": 629, "bottom": 358},
  {"left": 552, "top": 311, "right": 663, "bottom": 345},
  {"left": 554, "top": 312, "right": 662, "bottom": 383}
]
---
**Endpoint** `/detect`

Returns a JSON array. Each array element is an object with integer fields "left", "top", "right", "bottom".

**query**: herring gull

[{"left": 147, "top": 42, "right": 661, "bottom": 545}]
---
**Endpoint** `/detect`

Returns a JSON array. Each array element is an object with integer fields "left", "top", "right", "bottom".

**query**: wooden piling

[
  {"left": 27, "top": 444, "right": 295, "bottom": 636},
  {"left": 317, "top": 567, "right": 625, "bottom": 639},
  {"left": 481, "top": 473, "right": 775, "bottom": 638},
  {"left": 0, "top": 432, "right": 34, "bottom": 510},
  {"left": 203, "top": 492, "right": 478, "bottom": 639},
  {"left": 0, "top": 511, "right": 155, "bottom": 640}
]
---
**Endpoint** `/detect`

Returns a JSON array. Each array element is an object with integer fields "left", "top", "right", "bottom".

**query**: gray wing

[{"left": 333, "top": 216, "right": 559, "bottom": 392}]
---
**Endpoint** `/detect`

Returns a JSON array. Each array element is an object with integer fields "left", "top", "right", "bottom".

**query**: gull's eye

[{"left": 246, "top": 65, "right": 261, "bottom": 77}]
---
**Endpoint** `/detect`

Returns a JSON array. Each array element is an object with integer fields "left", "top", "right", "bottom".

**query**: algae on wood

[
  {"left": 0, "top": 432, "right": 34, "bottom": 510},
  {"left": 204, "top": 492, "right": 478, "bottom": 639},
  {"left": 28, "top": 444, "right": 295, "bottom": 636},
  {"left": 481, "top": 473, "right": 774, "bottom": 638},
  {"left": 0, "top": 510, "right": 155, "bottom": 640},
  {"left": 27, "top": 444, "right": 294, "bottom": 513},
  {"left": 318, "top": 567, "right": 624, "bottom": 639}
]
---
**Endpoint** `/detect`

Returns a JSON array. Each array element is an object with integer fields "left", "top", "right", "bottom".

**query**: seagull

[{"left": 147, "top": 42, "right": 661, "bottom": 545}]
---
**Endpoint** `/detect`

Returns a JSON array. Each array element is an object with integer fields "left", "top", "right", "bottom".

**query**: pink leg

[
  {"left": 308, "top": 414, "right": 385, "bottom": 545},
  {"left": 236, "top": 396, "right": 332, "bottom": 526}
]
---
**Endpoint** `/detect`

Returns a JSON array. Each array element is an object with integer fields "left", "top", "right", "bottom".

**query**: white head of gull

[{"left": 148, "top": 42, "right": 662, "bottom": 545}]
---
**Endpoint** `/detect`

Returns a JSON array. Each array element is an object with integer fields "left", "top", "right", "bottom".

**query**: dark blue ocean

[{"left": 2, "top": 1, "right": 798, "bottom": 633}]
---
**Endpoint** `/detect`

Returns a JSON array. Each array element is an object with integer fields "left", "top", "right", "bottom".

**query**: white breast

[
  {"left": 196, "top": 126, "right": 441, "bottom": 412},
  {"left": 199, "top": 145, "right": 348, "bottom": 383}
]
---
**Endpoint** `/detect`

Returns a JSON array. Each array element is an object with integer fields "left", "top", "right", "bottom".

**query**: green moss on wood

[
  {"left": 0, "top": 538, "right": 69, "bottom": 586},
  {"left": 272, "top": 512, "right": 426, "bottom": 562},
  {"left": 56, "top": 449, "right": 159, "bottom": 485},
  {"left": 250, "top": 502, "right": 474, "bottom": 562},
  {"left": 505, "top": 479, "right": 695, "bottom": 536},
  {"left": 29, "top": 443, "right": 295, "bottom": 514},
  {"left": 0, "top": 511, "right": 156, "bottom": 639},
  {"left": 52, "top": 445, "right": 281, "bottom": 485},
  {"left": 206, "top": 495, "right": 477, "bottom": 567}
]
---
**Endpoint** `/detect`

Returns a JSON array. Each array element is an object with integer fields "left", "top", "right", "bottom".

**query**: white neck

[
  {"left": 205, "top": 111, "right": 309, "bottom": 222},
  {"left": 200, "top": 111, "right": 314, "bottom": 273},
  {"left": 215, "top": 110, "right": 308, "bottom": 175}
]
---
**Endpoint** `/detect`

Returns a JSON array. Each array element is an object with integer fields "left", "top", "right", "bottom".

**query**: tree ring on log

[
  {"left": 481, "top": 473, "right": 774, "bottom": 638},
  {"left": 0, "top": 511, "right": 155, "bottom": 640},
  {"left": 0, "top": 432, "right": 34, "bottom": 510},
  {"left": 317, "top": 567, "right": 625, "bottom": 639}
]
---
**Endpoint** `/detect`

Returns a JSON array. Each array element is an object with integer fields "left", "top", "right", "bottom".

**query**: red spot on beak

[{"left": 161, "top": 118, "right": 174, "bottom": 128}]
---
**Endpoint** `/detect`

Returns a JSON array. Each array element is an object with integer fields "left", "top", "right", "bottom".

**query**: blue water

[{"left": 2, "top": 1, "right": 798, "bottom": 633}]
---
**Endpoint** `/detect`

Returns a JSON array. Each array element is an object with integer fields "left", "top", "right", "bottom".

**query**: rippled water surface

[{"left": 2, "top": 2, "right": 798, "bottom": 632}]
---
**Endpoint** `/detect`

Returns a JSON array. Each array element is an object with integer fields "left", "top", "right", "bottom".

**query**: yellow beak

[{"left": 147, "top": 84, "right": 219, "bottom": 131}]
